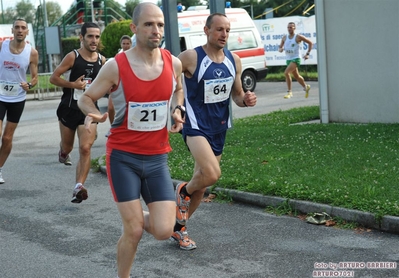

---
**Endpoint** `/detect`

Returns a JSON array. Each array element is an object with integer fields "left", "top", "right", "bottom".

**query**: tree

[
  {"left": 2, "top": 7, "right": 16, "bottom": 24},
  {"left": 213, "top": 0, "right": 314, "bottom": 19},
  {"left": 34, "top": 2, "right": 63, "bottom": 27},
  {"left": 15, "top": 0, "right": 35, "bottom": 23},
  {"left": 125, "top": 0, "right": 140, "bottom": 18},
  {"left": 100, "top": 19, "right": 132, "bottom": 57},
  {"left": 103, "top": 0, "right": 131, "bottom": 21},
  {"left": 257, "top": 0, "right": 315, "bottom": 18},
  {"left": 1, "top": 0, "right": 35, "bottom": 24},
  {"left": 46, "top": 1, "right": 63, "bottom": 26}
]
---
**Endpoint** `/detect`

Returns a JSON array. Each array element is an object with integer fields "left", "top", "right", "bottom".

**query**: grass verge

[
  {"left": 168, "top": 106, "right": 399, "bottom": 218},
  {"left": 266, "top": 71, "right": 318, "bottom": 82}
]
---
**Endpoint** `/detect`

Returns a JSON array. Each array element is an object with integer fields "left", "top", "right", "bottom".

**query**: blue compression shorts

[{"left": 106, "top": 149, "right": 175, "bottom": 203}]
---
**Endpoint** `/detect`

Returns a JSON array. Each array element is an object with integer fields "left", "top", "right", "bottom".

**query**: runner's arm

[
  {"left": 49, "top": 52, "right": 85, "bottom": 90},
  {"left": 78, "top": 59, "right": 118, "bottom": 127},
  {"left": 231, "top": 53, "right": 257, "bottom": 108},
  {"left": 28, "top": 48, "right": 39, "bottom": 87},
  {"left": 170, "top": 55, "right": 184, "bottom": 133},
  {"left": 278, "top": 35, "right": 286, "bottom": 52}
]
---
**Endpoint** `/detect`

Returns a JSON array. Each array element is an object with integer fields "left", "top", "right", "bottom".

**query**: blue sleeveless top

[{"left": 183, "top": 46, "right": 236, "bottom": 135}]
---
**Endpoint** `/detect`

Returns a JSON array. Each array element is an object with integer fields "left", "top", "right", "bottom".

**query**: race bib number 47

[{"left": 0, "top": 81, "right": 20, "bottom": 96}]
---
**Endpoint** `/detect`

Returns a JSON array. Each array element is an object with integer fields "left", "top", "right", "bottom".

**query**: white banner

[
  {"left": 254, "top": 16, "right": 317, "bottom": 66},
  {"left": 0, "top": 24, "right": 36, "bottom": 49}
]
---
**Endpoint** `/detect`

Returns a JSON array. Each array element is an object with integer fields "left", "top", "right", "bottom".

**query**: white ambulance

[{"left": 167, "top": 7, "right": 268, "bottom": 92}]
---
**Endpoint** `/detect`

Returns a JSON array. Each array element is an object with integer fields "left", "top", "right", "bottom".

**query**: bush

[
  {"left": 61, "top": 37, "right": 81, "bottom": 58},
  {"left": 101, "top": 20, "right": 132, "bottom": 58}
]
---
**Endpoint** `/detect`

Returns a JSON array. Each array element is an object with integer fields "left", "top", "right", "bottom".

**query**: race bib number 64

[{"left": 204, "top": 76, "right": 233, "bottom": 104}]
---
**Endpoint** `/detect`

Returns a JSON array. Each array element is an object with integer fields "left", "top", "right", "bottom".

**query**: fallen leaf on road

[
  {"left": 325, "top": 220, "right": 336, "bottom": 227},
  {"left": 202, "top": 193, "right": 216, "bottom": 203},
  {"left": 297, "top": 215, "right": 307, "bottom": 221}
]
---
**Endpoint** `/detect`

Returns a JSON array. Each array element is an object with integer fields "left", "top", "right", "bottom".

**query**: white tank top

[
  {"left": 0, "top": 40, "right": 32, "bottom": 102},
  {"left": 284, "top": 34, "right": 300, "bottom": 60}
]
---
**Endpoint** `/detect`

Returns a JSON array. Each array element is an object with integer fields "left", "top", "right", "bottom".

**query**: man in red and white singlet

[{"left": 77, "top": 3, "right": 185, "bottom": 277}]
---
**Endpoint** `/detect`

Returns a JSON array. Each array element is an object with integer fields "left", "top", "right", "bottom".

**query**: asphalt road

[{"left": 1, "top": 82, "right": 399, "bottom": 278}]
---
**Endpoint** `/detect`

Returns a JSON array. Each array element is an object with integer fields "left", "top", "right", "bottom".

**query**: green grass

[
  {"left": 27, "top": 74, "right": 60, "bottom": 92},
  {"left": 168, "top": 106, "right": 399, "bottom": 218},
  {"left": 266, "top": 70, "right": 318, "bottom": 82}
]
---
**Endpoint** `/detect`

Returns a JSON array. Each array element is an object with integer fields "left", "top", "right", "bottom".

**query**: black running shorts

[
  {"left": 0, "top": 100, "right": 26, "bottom": 123},
  {"left": 56, "top": 103, "right": 87, "bottom": 130}
]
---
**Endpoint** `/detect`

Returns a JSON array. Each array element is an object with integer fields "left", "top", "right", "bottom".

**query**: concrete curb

[
  {"left": 203, "top": 185, "right": 399, "bottom": 234},
  {"left": 99, "top": 165, "right": 399, "bottom": 235}
]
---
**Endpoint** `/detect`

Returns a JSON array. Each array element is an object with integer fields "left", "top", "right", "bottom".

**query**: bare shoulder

[
  {"left": 231, "top": 52, "right": 240, "bottom": 61},
  {"left": 178, "top": 49, "right": 197, "bottom": 71},
  {"left": 178, "top": 49, "right": 197, "bottom": 62},
  {"left": 54, "top": 51, "right": 76, "bottom": 70},
  {"left": 231, "top": 52, "right": 242, "bottom": 73},
  {"left": 102, "top": 57, "right": 118, "bottom": 69},
  {"left": 101, "top": 58, "right": 120, "bottom": 85},
  {"left": 171, "top": 55, "right": 182, "bottom": 72},
  {"left": 64, "top": 51, "right": 77, "bottom": 62},
  {"left": 30, "top": 46, "right": 39, "bottom": 56},
  {"left": 101, "top": 58, "right": 119, "bottom": 78},
  {"left": 297, "top": 34, "right": 310, "bottom": 43}
]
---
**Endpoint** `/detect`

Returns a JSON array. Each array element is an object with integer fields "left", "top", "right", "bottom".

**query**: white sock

[{"left": 75, "top": 183, "right": 83, "bottom": 189}]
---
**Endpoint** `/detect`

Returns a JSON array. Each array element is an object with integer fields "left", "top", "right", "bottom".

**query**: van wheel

[{"left": 241, "top": 70, "right": 256, "bottom": 92}]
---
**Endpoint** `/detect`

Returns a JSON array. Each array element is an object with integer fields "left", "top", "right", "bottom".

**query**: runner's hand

[
  {"left": 84, "top": 112, "right": 108, "bottom": 132},
  {"left": 74, "top": 75, "right": 86, "bottom": 90}
]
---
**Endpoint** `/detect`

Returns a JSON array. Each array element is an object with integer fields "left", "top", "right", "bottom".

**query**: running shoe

[
  {"left": 59, "top": 149, "right": 72, "bottom": 166},
  {"left": 305, "top": 84, "right": 311, "bottom": 98},
  {"left": 71, "top": 184, "right": 88, "bottom": 203},
  {"left": 284, "top": 91, "right": 293, "bottom": 99},
  {"left": 0, "top": 169, "right": 4, "bottom": 184},
  {"left": 171, "top": 227, "right": 197, "bottom": 250},
  {"left": 175, "top": 182, "right": 190, "bottom": 225}
]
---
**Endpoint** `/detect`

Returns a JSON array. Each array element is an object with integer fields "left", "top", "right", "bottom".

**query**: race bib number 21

[{"left": 127, "top": 100, "right": 168, "bottom": 131}]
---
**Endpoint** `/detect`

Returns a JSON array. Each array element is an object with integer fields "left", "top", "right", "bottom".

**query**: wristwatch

[
  {"left": 28, "top": 82, "right": 33, "bottom": 89},
  {"left": 174, "top": 105, "right": 186, "bottom": 118}
]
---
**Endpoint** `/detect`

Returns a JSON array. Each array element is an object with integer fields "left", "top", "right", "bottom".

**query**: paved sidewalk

[{"left": 1, "top": 82, "right": 398, "bottom": 278}]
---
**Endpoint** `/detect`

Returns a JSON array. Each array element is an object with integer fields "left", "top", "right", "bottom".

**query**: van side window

[
  {"left": 180, "top": 37, "right": 187, "bottom": 52},
  {"left": 188, "top": 34, "right": 207, "bottom": 49},
  {"left": 228, "top": 31, "right": 258, "bottom": 51}
]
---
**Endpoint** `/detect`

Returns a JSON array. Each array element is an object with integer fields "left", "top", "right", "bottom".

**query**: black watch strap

[{"left": 174, "top": 105, "right": 186, "bottom": 118}]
